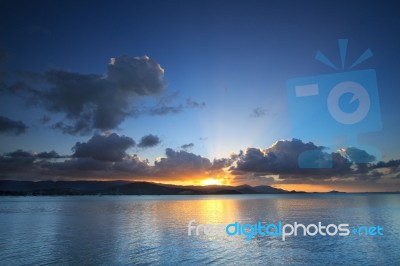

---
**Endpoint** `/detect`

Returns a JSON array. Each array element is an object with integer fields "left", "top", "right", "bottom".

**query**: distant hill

[
  {"left": 0, "top": 180, "right": 129, "bottom": 193},
  {"left": 104, "top": 182, "right": 202, "bottom": 195},
  {"left": 0, "top": 180, "right": 292, "bottom": 196}
]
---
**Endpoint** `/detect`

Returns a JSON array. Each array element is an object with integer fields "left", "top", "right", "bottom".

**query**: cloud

[
  {"left": 341, "top": 147, "right": 376, "bottom": 163},
  {"left": 154, "top": 148, "right": 212, "bottom": 176},
  {"left": 12, "top": 55, "right": 165, "bottom": 135},
  {"left": 37, "top": 151, "right": 63, "bottom": 159},
  {"left": 371, "top": 159, "right": 400, "bottom": 169},
  {"left": 230, "top": 139, "right": 353, "bottom": 178},
  {"left": 250, "top": 107, "right": 268, "bottom": 118},
  {"left": 211, "top": 153, "right": 240, "bottom": 170},
  {"left": 0, "top": 136, "right": 398, "bottom": 191},
  {"left": 6, "top": 149, "right": 34, "bottom": 158},
  {"left": 0, "top": 152, "right": 36, "bottom": 173},
  {"left": 72, "top": 133, "right": 135, "bottom": 162},
  {"left": 147, "top": 105, "right": 183, "bottom": 116},
  {"left": 113, "top": 155, "right": 151, "bottom": 174},
  {"left": 0, "top": 146, "right": 213, "bottom": 181},
  {"left": 0, "top": 116, "right": 28, "bottom": 135},
  {"left": 0, "top": 149, "right": 63, "bottom": 175},
  {"left": 41, "top": 153, "right": 151, "bottom": 178},
  {"left": 49, "top": 157, "right": 111, "bottom": 172},
  {"left": 3, "top": 55, "right": 207, "bottom": 135},
  {"left": 144, "top": 93, "right": 205, "bottom": 116},
  {"left": 5, "top": 149, "right": 62, "bottom": 160},
  {"left": 138, "top": 134, "right": 161, "bottom": 148},
  {"left": 368, "top": 159, "right": 400, "bottom": 178},
  {"left": 186, "top": 98, "right": 205, "bottom": 109},
  {"left": 108, "top": 55, "right": 165, "bottom": 94},
  {"left": 40, "top": 115, "right": 51, "bottom": 124},
  {"left": 181, "top": 143, "right": 194, "bottom": 151}
]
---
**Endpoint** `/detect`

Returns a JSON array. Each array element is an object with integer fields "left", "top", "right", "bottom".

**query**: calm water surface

[{"left": 0, "top": 194, "right": 399, "bottom": 265}]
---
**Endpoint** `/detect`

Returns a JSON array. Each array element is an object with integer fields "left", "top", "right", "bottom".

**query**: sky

[{"left": 1, "top": 0, "right": 400, "bottom": 192}]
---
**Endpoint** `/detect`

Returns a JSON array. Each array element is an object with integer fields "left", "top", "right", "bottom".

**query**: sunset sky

[{"left": 1, "top": 0, "right": 400, "bottom": 192}]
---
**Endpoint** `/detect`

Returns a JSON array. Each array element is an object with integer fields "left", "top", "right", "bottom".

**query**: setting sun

[{"left": 202, "top": 178, "right": 222, "bottom": 186}]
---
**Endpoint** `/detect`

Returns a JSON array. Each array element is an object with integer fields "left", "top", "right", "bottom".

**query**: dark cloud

[
  {"left": 0, "top": 143, "right": 214, "bottom": 181},
  {"left": 138, "top": 134, "right": 161, "bottom": 148},
  {"left": 37, "top": 151, "right": 62, "bottom": 159},
  {"left": 147, "top": 105, "right": 183, "bottom": 116},
  {"left": 186, "top": 98, "right": 205, "bottom": 109},
  {"left": 3, "top": 56, "right": 206, "bottom": 134},
  {"left": 181, "top": 143, "right": 194, "bottom": 151},
  {"left": 40, "top": 154, "right": 153, "bottom": 180},
  {"left": 49, "top": 157, "right": 111, "bottom": 172},
  {"left": 145, "top": 93, "right": 205, "bottom": 116},
  {"left": 371, "top": 159, "right": 400, "bottom": 169},
  {"left": 360, "top": 169, "right": 384, "bottom": 182},
  {"left": 0, "top": 149, "right": 63, "bottom": 175},
  {"left": 108, "top": 55, "right": 165, "bottom": 95},
  {"left": 342, "top": 147, "right": 376, "bottom": 163},
  {"left": 4, "top": 149, "right": 62, "bottom": 160},
  {"left": 211, "top": 153, "right": 240, "bottom": 170},
  {"left": 0, "top": 154, "right": 36, "bottom": 173},
  {"left": 113, "top": 155, "right": 151, "bottom": 174},
  {"left": 6, "top": 149, "right": 34, "bottom": 158},
  {"left": 0, "top": 116, "right": 28, "bottom": 135},
  {"left": 230, "top": 139, "right": 353, "bottom": 178},
  {"left": 37, "top": 153, "right": 151, "bottom": 178},
  {"left": 11, "top": 55, "right": 165, "bottom": 135},
  {"left": 368, "top": 159, "right": 400, "bottom": 178},
  {"left": 72, "top": 133, "right": 135, "bottom": 162},
  {"left": 250, "top": 107, "right": 268, "bottom": 118},
  {"left": 154, "top": 148, "right": 212, "bottom": 175},
  {"left": 0, "top": 137, "right": 398, "bottom": 190},
  {"left": 41, "top": 115, "right": 51, "bottom": 124}
]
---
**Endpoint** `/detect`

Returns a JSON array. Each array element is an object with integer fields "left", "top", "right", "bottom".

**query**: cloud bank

[{"left": 0, "top": 137, "right": 399, "bottom": 191}]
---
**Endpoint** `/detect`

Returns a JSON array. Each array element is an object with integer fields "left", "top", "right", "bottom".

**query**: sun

[{"left": 202, "top": 178, "right": 222, "bottom": 186}]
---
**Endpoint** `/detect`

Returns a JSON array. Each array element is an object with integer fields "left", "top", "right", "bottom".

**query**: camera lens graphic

[{"left": 327, "top": 81, "right": 370, "bottom": 125}]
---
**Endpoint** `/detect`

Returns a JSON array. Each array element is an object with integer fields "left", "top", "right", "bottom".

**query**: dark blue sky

[{"left": 1, "top": 0, "right": 399, "bottom": 191}]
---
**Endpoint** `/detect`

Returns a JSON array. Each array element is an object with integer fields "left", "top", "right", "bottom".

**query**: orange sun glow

[{"left": 202, "top": 178, "right": 222, "bottom": 186}]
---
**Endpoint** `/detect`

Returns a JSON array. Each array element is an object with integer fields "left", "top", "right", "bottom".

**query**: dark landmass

[
  {"left": 0, "top": 180, "right": 289, "bottom": 196},
  {"left": 328, "top": 190, "right": 345, "bottom": 193},
  {"left": 290, "top": 190, "right": 307, "bottom": 193},
  {"left": 2, "top": 180, "right": 397, "bottom": 196}
]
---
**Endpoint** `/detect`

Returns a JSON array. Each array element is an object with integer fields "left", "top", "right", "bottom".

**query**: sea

[{"left": 0, "top": 194, "right": 399, "bottom": 265}]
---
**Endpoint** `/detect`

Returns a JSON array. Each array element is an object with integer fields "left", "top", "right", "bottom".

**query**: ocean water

[{"left": 0, "top": 194, "right": 399, "bottom": 265}]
